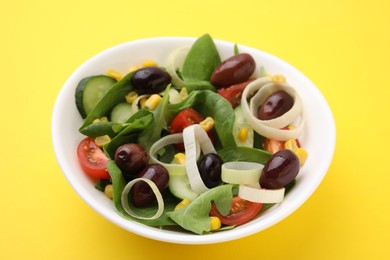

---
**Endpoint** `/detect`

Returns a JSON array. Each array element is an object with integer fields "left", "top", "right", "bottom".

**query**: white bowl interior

[{"left": 52, "top": 37, "right": 336, "bottom": 244}]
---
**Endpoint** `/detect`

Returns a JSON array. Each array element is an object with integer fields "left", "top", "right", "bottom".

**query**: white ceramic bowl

[{"left": 52, "top": 37, "right": 336, "bottom": 244}]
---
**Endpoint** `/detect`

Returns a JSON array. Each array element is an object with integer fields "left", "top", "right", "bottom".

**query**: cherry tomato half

[
  {"left": 263, "top": 138, "right": 285, "bottom": 154},
  {"left": 169, "top": 108, "right": 214, "bottom": 150},
  {"left": 263, "top": 137, "right": 301, "bottom": 154},
  {"left": 169, "top": 108, "right": 205, "bottom": 134},
  {"left": 217, "top": 79, "right": 254, "bottom": 108},
  {"left": 210, "top": 196, "right": 262, "bottom": 226},
  {"left": 77, "top": 137, "right": 110, "bottom": 179}
]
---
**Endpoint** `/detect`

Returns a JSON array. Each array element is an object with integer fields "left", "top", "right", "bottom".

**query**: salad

[{"left": 74, "top": 34, "right": 308, "bottom": 235}]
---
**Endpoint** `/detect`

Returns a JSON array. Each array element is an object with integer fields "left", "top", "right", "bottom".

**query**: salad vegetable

[{"left": 73, "top": 34, "right": 308, "bottom": 235}]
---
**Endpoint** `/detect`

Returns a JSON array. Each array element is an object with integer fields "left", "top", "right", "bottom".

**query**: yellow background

[{"left": 1, "top": 0, "right": 389, "bottom": 259}]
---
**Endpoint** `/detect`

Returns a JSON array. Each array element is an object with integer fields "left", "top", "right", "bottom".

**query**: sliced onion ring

[
  {"left": 183, "top": 124, "right": 216, "bottom": 194},
  {"left": 131, "top": 94, "right": 150, "bottom": 114},
  {"left": 121, "top": 177, "right": 164, "bottom": 220},
  {"left": 149, "top": 133, "right": 199, "bottom": 201},
  {"left": 249, "top": 83, "right": 303, "bottom": 128},
  {"left": 166, "top": 46, "right": 190, "bottom": 87},
  {"left": 238, "top": 184, "right": 285, "bottom": 203},
  {"left": 221, "top": 162, "right": 263, "bottom": 184},
  {"left": 241, "top": 77, "right": 305, "bottom": 141}
]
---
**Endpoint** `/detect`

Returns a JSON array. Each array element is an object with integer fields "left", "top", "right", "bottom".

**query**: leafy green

[
  {"left": 103, "top": 111, "right": 153, "bottom": 158},
  {"left": 107, "top": 160, "right": 177, "bottom": 226},
  {"left": 234, "top": 43, "right": 239, "bottom": 55},
  {"left": 94, "top": 179, "right": 111, "bottom": 192},
  {"left": 168, "top": 184, "right": 234, "bottom": 234},
  {"left": 138, "top": 86, "right": 173, "bottom": 150},
  {"left": 79, "top": 121, "right": 121, "bottom": 138},
  {"left": 217, "top": 146, "right": 271, "bottom": 165},
  {"left": 80, "top": 72, "right": 134, "bottom": 129},
  {"left": 168, "top": 90, "right": 236, "bottom": 148},
  {"left": 182, "top": 34, "right": 221, "bottom": 92}
]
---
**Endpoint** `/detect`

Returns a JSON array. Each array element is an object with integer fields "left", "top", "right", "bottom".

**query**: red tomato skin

[
  {"left": 210, "top": 197, "right": 262, "bottom": 226},
  {"left": 169, "top": 108, "right": 204, "bottom": 134},
  {"left": 77, "top": 137, "right": 110, "bottom": 179},
  {"left": 169, "top": 108, "right": 214, "bottom": 150},
  {"left": 217, "top": 79, "right": 254, "bottom": 108}
]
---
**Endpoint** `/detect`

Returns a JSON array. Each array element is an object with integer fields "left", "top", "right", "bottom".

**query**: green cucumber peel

[{"left": 80, "top": 72, "right": 134, "bottom": 129}]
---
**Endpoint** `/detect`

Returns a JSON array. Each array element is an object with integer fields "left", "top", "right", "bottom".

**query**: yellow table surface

[{"left": 1, "top": 0, "right": 389, "bottom": 259}]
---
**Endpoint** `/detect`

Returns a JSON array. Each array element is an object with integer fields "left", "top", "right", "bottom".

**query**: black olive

[
  {"left": 131, "top": 67, "right": 171, "bottom": 94},
  {"left": 197, "top": 153, "right": 224, "bottom": 188}
]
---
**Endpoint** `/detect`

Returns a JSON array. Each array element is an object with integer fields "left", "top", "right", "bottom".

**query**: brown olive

[
  {"left": 210, "top": 53, "right": 255, "bottom": 87},
  {"left": 114, "top": 143, "right": 149, "bottom": 181},
  {"left": 260, "top": 149, "right": 300, "bottom": 189},
  {"left": 258, "top": 90, "right": 294, "bottom": 120},
  {"left": 131, "top": 164, "right": 169, "bottom": 207}
]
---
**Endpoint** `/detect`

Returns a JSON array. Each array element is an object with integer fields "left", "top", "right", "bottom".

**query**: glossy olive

[
  {"left": 210, "top": 53, "right": 255, "bottom": 87},
  {"left": 131, "top": 67, "right": 172, "bottom": 94},
  {"left": 197, "top": 153, "right": 224, "bottom": 188},
  {"left": 114, "top": 143, "right": 149, "bottom": 180},
  {"left": 131, "top": 164, "right": 169, "bottom": 207},
  {"left": 258, "top": 90, "right": 294, "bottom": 120},
  {"left": 260, "top": 149, "right": 300, "bottom": 189}
]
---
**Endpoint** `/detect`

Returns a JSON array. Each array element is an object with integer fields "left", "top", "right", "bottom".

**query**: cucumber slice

[
  {"left": 111, "top": 103, "right": 133, "bottom": 123},
  {"left": 232, "top": 105, "right": 254, "bottom": 147},
  {"left": 168, "top": 165, "right": 198, "bottom": 201},
  {"left": 75, "top": 75, "right": 117, "bottom": 118}
]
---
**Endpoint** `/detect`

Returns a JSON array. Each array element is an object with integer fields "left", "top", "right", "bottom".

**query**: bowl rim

[{"left": 52, "top": 36, "right": 336, "bottom": 244}]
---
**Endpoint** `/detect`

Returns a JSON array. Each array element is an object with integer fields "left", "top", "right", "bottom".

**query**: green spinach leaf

[
  {"left": 182, "top": 34, "right": 221, "bottom": 92},
  {"left": 138, "top": 86, "right": 172, "bottom": 150},
  {"left": 79, "top": 121, "right": 121, "bottom": 138},
  {"left": 168, "top": 90, "right": 236, "bottom": 148},
  {"left": 217, "top": 146, "right": 271, "bottom": 165},
  {"left": 104, "top": 111, "right": 154, "bottom": 158},
  {"left": 168, "top": 184, "right": 234, "bottom": 234}
]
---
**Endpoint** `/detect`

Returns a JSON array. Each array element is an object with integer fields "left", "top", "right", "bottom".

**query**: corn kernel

[
  {"left": 142, "top": 60, "right": 158, "bottom": 67},
  {"left": 174, "top": 198, "right": 190, "bottom": 211},
  {"left": 173, "top": 153, "right": 186, "bottom": 165},
  {"left": 129, "top": 65, "right": 140, "bottom": 72},
  {"left": 272, "top": 74, "right": 286, "bottom": 84},
  {"left": 104, "top": 184, "right": 113, "bottom": 200},
  {"left": 296, "top": 147, "right": 308, "bottom": 166},
  {"left": 287, "top": 125, "right": 296, "bottom": 130},
  {"left": 200, "top": 117, "right": 215, "bottom": 132},
  {"left": 106, "top": 69, "right": 123, "bottom": 81},
  {"left": 285, "top": 139, "right": 299, "bottom": 152},
  {"left": 179, "top": 87, "right": 188, "bottom": 100},
  {"left": 210, "top": 217, "right": 221, "bottom": 231},
  {"left": 92, "top": 117, "right": 108, "bottom": 124},
  {"left": 144, "top": 94, "right": 162, "bottom": 110},
  {"left": 125, "top": 91, "right": 139, "bottom": 104},
  {"left": 95, "top": 135, "right": 111, "bottom": 147},
  {"left": 139, "top": 96, "right": 148, "bottom": 107},
  {"left": 100, "top": 116, "right": 108, "bottom": 122},
  {"left": 237, "top": 127, "right": 248, "bottom": 142}
]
